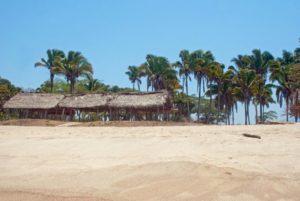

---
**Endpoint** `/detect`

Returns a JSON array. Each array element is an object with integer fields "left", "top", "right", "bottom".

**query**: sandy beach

[{"left": 0, "top": 124, "right": 300, "bottom": 201}]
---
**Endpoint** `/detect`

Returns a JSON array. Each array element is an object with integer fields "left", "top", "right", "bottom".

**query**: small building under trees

[{"left": 3, "top": 91, "right": 172, "bottom": 121}]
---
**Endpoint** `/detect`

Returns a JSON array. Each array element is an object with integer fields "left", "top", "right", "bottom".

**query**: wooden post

[
  {"left": 61, "top": 108, "right": 65, "bottom": 121},
  {"left": 55, "top": 108, "right": 58, "bottom": 120},
  {"left": 163, "top": 105, "right": 165, "bottom": 121},
  {"left": 109, "top": 108, "right": 112, "bottom": 121},
  {"left": 78, "top": 110, "right": 81, "bottom": 122}
]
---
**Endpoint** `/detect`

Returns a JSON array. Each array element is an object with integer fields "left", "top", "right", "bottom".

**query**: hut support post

[
  {"left": 55, "top": 108, "right": 58, "bottom": 120},
  {"left": 61, "top": 108, "right": 65, "bottom": 121},
  {"left": 163, "top": 106, "right": 165, "bottom": 121},
  {"left": 130, "top": 109, "right": 132, "bottom": 121},
  {"left": 109, "top": 108, "right": 112, "bottom": 121},
  {"left": 5, "top": 109, "right": 10, "bottom": 120}
]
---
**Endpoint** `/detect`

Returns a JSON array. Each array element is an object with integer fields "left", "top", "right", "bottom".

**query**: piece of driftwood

[{"left": 242, "top": 133, "right": 261, "bottom": 139}]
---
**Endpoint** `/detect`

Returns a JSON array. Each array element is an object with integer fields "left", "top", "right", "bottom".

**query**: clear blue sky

[{"left": 0, "top": 0, "right": 299, "bottom": 122}]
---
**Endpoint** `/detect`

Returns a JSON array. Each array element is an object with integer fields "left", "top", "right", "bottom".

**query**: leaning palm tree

[
  {"left": 34, "top": 49, "right": 65, "bottom": 92},
  {"left": 125, "top": 66, "right": 142, "bottom": 91},
  {"left": 53, "top": 51, "right": 93, "bottom": 93}
]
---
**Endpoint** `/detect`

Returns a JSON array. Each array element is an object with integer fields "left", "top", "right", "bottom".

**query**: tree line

[
  {"left": 1, "top": 45, "right": 300, "bottom": 124},
  {"left": 125, "top": 47, "right": 300, "bottom": 124}
]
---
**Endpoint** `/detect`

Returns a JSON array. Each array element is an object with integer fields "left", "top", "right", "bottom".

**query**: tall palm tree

[
  {"left": 34, "top": 49, "right": 65, "bottom": 93},
  {"left": 206, "top": 68, "right": 236, "bottom": 124},
  {"left": 174, "top": 50, "right": 192, "bottom": 119},
  {"left": 53, "top": 51, "right": 93, "bottom": 93},
  {"left": 289, "top": 49, "right": 300, "bottom": 122},
  {"left": 236, "top": 49, "right": 274, "bottom": 122},
  {"left": 232, "top": 68, "right": 259, "bottom": 125},
  {"left": 142, "top": 54, "right": 178, "bottom": 92},
  {"left": 270, "top": 55, "right": 293, "bottom": 122},
  {"left": 125, "top": 66, "right": 142, "bottom": 91},
  {"left": 191, "top": 50, "right": 215, "bottom": 121}
]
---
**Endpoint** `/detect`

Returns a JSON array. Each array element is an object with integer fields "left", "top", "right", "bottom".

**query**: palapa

[{"left": 3, "top": 93, "right": 64, "bottom": 109}]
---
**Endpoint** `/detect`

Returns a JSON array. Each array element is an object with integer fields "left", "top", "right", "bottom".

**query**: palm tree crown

[
  {"left": 53, "top": 51, "right": 93, "bottom": 93},
  {"left": 34, "top": 49, "right": 65, "bottom": 92}
]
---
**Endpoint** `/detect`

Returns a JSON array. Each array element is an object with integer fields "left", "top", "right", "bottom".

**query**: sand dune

[{"left": 0, "top": 124, "right": 300, "bottom": 201}]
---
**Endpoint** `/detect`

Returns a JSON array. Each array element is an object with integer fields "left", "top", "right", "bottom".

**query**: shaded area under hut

[{"left": 3, "top": 91, "right": 172, "bottom": 121}]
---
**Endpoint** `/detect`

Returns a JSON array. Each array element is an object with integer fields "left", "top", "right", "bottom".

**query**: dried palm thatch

[
  {"left": 108, "top": 91, "right": 171, "bottom": 110},
  {"left": 3, "top": 93, "right": 64, "bottom": 109},
  {"left": 58, "top": 94, "right": 113, "bottom": 109},
  {"left": 3, "top": 91, "right": 172, "bottom": 111}
]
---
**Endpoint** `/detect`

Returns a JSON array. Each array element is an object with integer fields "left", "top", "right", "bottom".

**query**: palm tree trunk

[
  {"left": 50, "top": 73, "right": 54, "bottom": 93},
  {"left": 255, "top": 103, "right": 258, "bottom": 124},
  {"left": 182, "top": 77, "right": 185, "bottom": 93},
  {"left": 244, "top": 99, "right": 247, "bottom": 125},
  {"left": 132, "top": 82, "right": 135, "bottom": 91},
  {"left": 286, "top": 98, "right": 289, "bottom": 122},
  {"left": 227, "top": 108, "right": 230, "bottom": 125},
  {"left": 231, "top": 107, "right": 234, "bottom": 125},
  {"left": 293, "top": 91, "right": 298, "bottom": 122},
  {"left": 209, "top": 81, "right": 212, "bottom": 120},
  {"left": 185, "top": 75, "right": 190, "bottom": 120},
  {"left": 197, "top": 78, "right": 201, "bottom": 122},
  {"left": 247, "top": 99, "right": 251, "bottom": 125},
  {"left": 70, "top": 79, "right": 75, "bottom": 94},
  {"left": 259, "top": 98, "right": 263, "bottom": 122},
  {"left": 217, "top": 86, "right": 221, "bottom": 125}
]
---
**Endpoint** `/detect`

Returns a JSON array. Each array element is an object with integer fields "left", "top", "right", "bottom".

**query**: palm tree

[
  {"left": 84, "top": 74, "right": 103, "bottom": 92},
  {"left": 232, "top": 68, "right": 259, "bottom": 125},
  {"left": 174, "top": 50, "right": 193, "bottom": 119},
  {"left": 235, "top": 49, "right": 274, "bottom": 122},
  {"left": 289, "top": 55, "right": 300, "bottom": 122},
  {"left": 206, "top": 68, "right": 236, "bottom": 124},
  {"left": 270, "top": 56, "right": 293, "bottom": 122},
  {"left": 34, "top": 49, "right": 65, "bottom": 93},
  {"left": 125, "top": 66, "right": 142, "bottom": 91},
  {"left": 191, "top": 50, "right": 215, "bottom": 121},
  {"left": 53, "top": 51, "right": 93, "bottom": 93},
  {"left": 142, "top": 54, "right": 178, "bottom": 92}
]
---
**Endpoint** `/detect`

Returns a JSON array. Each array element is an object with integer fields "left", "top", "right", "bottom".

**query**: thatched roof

[
  {"left": 58, "top": 94, "right": 113, "bottom": 109},
  {"left": 3, "top": 91, "right": 172, "bottom": 111},
  {"left": 108, "top": 91, "right": 171, "bottom": 109},
  {"left": 3, "top": 93, "right": 64, "bottom": 109}
]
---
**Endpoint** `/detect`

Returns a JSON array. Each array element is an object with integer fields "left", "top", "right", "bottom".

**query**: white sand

[{"left": 0, "top": 124, "right": 300, "bottom": 201}]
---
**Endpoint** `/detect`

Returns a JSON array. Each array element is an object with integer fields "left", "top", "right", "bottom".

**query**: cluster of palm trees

[
  {"left": 126, "top": 48, "right": 300, "bottom": 124},
  {"left": 35, "top": 50, "right": 93, "bottom": 93},
  {"left": 33, "top": 47, "right": 300, "bottom": 124}
]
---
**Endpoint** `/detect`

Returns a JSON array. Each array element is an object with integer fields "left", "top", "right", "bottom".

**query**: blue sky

[{"left": 0, "top": 0, "right": 299, "bottom": 123}]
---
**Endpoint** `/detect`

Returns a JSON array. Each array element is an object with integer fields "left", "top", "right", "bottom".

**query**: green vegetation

[
  {"left": 0, "top": 77, "right": 21, "bottom": 119},
  {"left": 125, "top": 45, "right": 300, "bottom": 124},
  {"left": 2, "top": 42, "right": 300, "bottom": 124}
]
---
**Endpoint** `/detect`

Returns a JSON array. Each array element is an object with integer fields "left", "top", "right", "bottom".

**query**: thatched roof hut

[
  {"left": 58, "top": 94, "right": 113, "bottom": 109},
  {"left": 3, "top": 91, "right": 172, "bottom": 112},
  {"left": 3, "top": 93, "right": 64, "bottom": 109},
  {"left": 108, "top": 91, "right": 171, "bottom": 110}
]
